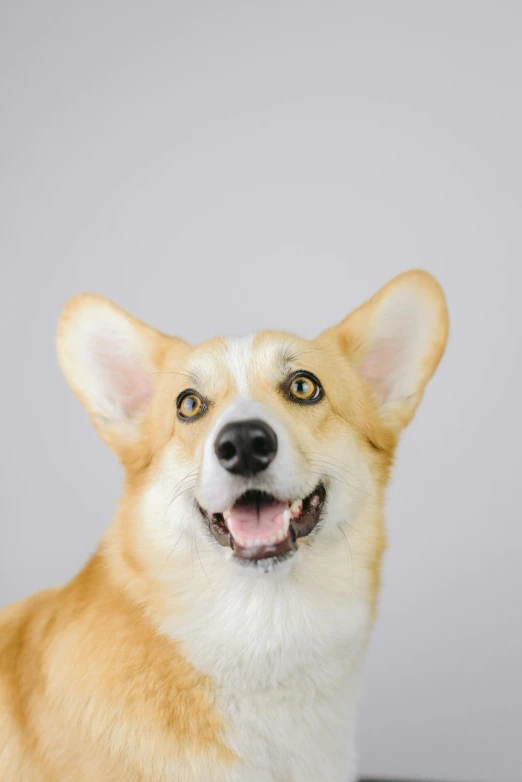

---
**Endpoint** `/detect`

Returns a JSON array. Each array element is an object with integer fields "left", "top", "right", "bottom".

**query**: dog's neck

[{"left": 100, "top": 491, "right": 382, "bottom": 693}]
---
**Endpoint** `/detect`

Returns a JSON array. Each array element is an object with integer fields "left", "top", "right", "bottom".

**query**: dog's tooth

[
  {"left": 290, "top": 499, "right": 303, "bottom": 517},
  {"left": 282, "top": 508, "right": 291, "bottom": 532}
]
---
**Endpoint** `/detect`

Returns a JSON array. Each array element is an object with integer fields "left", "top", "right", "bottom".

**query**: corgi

[{"left": 0, "top": 270, "right": 448, "bottom": 781}]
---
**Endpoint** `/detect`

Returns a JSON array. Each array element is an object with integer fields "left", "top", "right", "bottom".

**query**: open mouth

[{"left": 200, "top": 483, "right": 326, "bottom": 567}]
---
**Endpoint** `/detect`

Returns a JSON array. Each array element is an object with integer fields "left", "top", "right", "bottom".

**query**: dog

[{"left": 0, "top": 270, "right": 448, "bottom": 781}]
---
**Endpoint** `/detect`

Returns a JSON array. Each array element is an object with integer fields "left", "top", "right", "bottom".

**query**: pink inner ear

[
  {"left": 357, "top": 337, "right": 403, "bottom": 403},
  {"left": 92, "top": 337, "right": 153, "bottom": 420},
  {"left": 111, "top": 354, "right": 153, "bottom": 417}
]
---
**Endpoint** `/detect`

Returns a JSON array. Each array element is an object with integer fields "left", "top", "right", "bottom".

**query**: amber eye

[
  {"left": 177, "top": 391, "right": 205, "bottom": 420},
  {"left": 288, "top": 373, "right": 322, "bottom": 403}
]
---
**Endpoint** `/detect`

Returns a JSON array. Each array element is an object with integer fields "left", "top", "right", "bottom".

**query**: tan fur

[
  {"left": 0, "top": 271, "right": 448, "bottom": 780},
  {"left": 0, "top": 555, "right": 235, "bottom": 781}
]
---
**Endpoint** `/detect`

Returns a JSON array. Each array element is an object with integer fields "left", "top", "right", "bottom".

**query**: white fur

[
  {"left": 161, "top": 551, "right": 368, "bottom": 782},
  {"left": 223, "top": 334, "right": 255, "bottom": 397},
  {"left": 147, "top": 463, "right": 370, "bottom": 781},
  {"left": 139, "top": 333, "right": 376, "bottom": 781}
]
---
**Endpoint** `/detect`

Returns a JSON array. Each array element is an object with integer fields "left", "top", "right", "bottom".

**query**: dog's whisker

[
  {"left": 306, "top": 465, "right": 371, "bottom": 498},
  {"left": 306, "top": 457, "right": 367, "bottom": 487},
  {"left": 166, "top": 469, "right": 199, "bottom": 500},
  {"left": 194, "top": 538, "right": 214, "bottom": 597},
  {"left": 160, "top": 529, "right": 186, "bottom": 573},
  {"left": 339, "top": 526, "right": 355, "bottom": 590},
  {"left": 306, "top": 451, "right": 363, "bottom": 479},
  {"left": 162, "top": 471, "right": 200, "bottom": 527}
]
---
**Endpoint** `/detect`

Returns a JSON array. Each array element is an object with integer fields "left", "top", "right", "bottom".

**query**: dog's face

[
  {"left": 149, "top": 331, "right": 377, "bottom": 574},
  {"left": 58, "top": 271, "right": 448, "bottom": 580}
]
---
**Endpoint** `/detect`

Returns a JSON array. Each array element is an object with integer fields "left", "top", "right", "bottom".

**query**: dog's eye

[
  {"left": 177, "top": 391, "right": 206, "bottom": 420},
  {"left": 288, "top": 373, "right": 323, "bottom": 403}
]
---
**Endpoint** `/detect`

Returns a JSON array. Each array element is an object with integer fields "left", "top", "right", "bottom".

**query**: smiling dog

[{"left": 0, "top": 270, "right": 448, "bottom": 781}]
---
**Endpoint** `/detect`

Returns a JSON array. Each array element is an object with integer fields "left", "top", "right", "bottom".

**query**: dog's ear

[
  {"left": 322, "top": 270, "right": 449, "bottom": 429},
  {"left": 57, "top": 294, "right": 182, "bottom": 460}
]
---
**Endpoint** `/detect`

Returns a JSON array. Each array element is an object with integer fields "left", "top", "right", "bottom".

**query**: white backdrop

[{"left": 2, "top": 3, "right": 521, "bottom": 781}]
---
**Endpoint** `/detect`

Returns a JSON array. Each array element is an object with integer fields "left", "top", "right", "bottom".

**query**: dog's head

[{"left": 58, "top": 271, "right": 448, "bottom": 582}]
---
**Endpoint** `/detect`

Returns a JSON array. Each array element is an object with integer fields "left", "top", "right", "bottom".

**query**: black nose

[{"left": 214, "top": 419, "right": 278, "bottom": 476}]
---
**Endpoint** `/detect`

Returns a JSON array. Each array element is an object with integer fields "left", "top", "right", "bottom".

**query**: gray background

[{"left": 1, "top": 3, "right": 521, "bottom": 781}]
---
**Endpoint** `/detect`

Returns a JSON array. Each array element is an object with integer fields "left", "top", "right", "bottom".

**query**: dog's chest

[
  {"left": 217, "top": 662, "right": 360, "bottom": 782},
  {"left": 166, "top": 585, "right": 369, "bottom": 782}
]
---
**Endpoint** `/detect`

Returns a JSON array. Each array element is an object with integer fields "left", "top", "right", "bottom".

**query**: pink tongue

[{"left": 227, "top": 501, "right": 288, "bottom": 545}]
